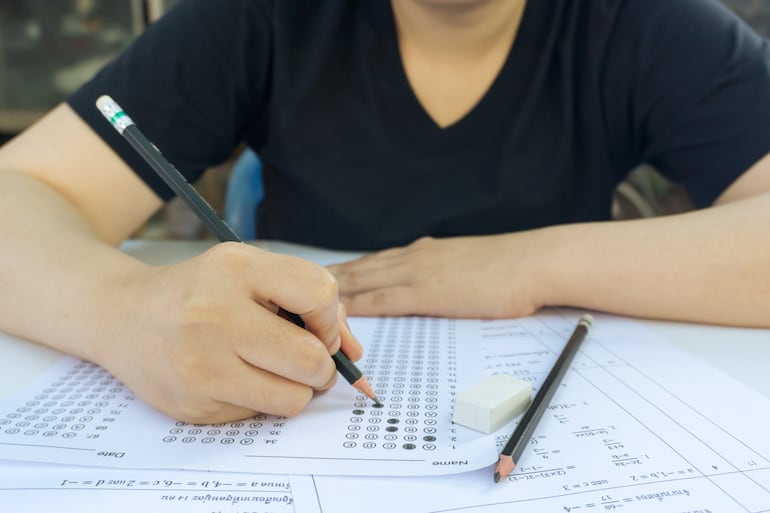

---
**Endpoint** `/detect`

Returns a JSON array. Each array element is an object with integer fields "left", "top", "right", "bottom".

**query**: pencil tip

[
  {"left": 493, "top": 455, "right": 515, "bottom": 483},
  {"left": 351, "top": 376, "right": 380, "bottom": 405}
]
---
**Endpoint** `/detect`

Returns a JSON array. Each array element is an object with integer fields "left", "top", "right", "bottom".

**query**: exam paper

[
  {"left": 0, "top": 461, "right": 318, "bottom": 513},
  {"left": 308, "top": 316, "right": 770, "bottom": 512}
]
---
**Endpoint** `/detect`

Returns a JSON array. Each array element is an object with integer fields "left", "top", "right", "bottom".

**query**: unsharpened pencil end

[
  {"left": 96, "top": 95, "right": 119, "bottom": 119},
  {"left": 95, "top": 94, "right": 134, "bottom": 134},
  {"left": 579, "top": 314, "right": 593, "bottom": 329}
]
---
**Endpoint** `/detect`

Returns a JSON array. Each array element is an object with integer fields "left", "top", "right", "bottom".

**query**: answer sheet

[
  {"left": 306, "top": 314, "right": 770, "bottom": 512},
  {"left": 0, "top": 313, "right": 573, "bottom": 476}
]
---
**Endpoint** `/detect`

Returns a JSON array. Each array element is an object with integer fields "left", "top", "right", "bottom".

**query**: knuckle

[
  {"left": 277, "top": 390, "right": 313, "bottom": 417},
  {"left": 196, "top": 242, "right": 246, "bottom": 273},
  {"left": 370, "top": 291, "right": 388, "bottom": 307},
  {"left": 413, "top": 236, "right": 435, "bottom": 248},
  {"left": 171, "top": 351, "right": 206, "bottom": 384},
  {"left": 313, "top": 267, "right": 339, "bottom": 300},
  {"left": 207, "top": 241, "right": 250, "bottom": 262},
  {"left": 247, "top": 386, "right": 275, "bottom": 414},
  {"left": 248, "top": 384, "right": 312, "bottom": 417},
  {"left": 341, "top": 269, "right": 360, "bottom": 289},
  {"left": 286, "top": 256, "right": 340, "bottom": 305},
  {"left": 170, "top": 293, "right": 233, "bottom": 341},
  {"left": 297, "top": 336, "right": 333, "bottom": 383},
  {"left": 347, "top": 290, "right": 390, "bottom": 315},
  {"left": 172, "top": 399, "right": 224, "bottom": 425}
]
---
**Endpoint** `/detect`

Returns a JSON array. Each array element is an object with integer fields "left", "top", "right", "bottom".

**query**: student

[{"left": 0, "top": 0, "right": 769, "bottom": 423}]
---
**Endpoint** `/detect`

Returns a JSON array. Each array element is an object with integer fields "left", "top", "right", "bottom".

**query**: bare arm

[
  {"left": 0, "top": 104, "right": 361, "bottom": 422},
  {"left": 331, "top": 152, "right": 770, "bottom": 328},
  {"left": 537, "top": 153, "right": 770, "bottom": 327},
  {"left": 0, "top": 104, "right": 161, "bottom": 355}
]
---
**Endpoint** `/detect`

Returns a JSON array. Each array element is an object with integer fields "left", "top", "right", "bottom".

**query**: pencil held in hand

[
  {"left": 95, "top": 94, "right": 381, "bottom": 407},
  {"left": 493, "top": 314, "right": 593, "bottom": 483}
]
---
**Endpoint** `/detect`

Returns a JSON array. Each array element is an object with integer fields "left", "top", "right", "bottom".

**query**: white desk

[{"left": 1, "top": 238, "right": 768, "bottom": 400}]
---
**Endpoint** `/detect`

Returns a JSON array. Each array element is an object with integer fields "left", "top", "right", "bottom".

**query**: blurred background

[
  {"left": 0, "top": 0, "right": 768, "bottom": 238},
  {"left": 0, "top": 1, "right": 174, "bottom": 135}
]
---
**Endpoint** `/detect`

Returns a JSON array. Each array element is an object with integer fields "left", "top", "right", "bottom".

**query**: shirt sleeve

[
  {"left": 67, "top": 0, "right": 273, "bottom": 200},
  {"left": 608, "top": 0, "right": 770, "bottom": 208}
]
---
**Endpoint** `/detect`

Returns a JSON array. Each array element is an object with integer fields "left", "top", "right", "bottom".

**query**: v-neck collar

[{"left": 365, "top": 0, "right": 556, "bottom": 153}]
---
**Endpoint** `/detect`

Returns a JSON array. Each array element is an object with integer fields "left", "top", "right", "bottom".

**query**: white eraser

[{"left": 452, "top": 374, "right": 532, "bottom": 433}]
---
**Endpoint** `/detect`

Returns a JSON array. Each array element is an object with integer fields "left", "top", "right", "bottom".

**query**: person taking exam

[{"left": 0, "top": 0, "right": 769, "bottom": 424}]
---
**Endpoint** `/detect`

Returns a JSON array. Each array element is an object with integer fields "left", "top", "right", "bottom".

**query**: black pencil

[
  {"left": 493, "top": 313, "right": 593, "bottom": 483},
  {"left": 95, "top": 95, "right": 381, "bottom": 406}
]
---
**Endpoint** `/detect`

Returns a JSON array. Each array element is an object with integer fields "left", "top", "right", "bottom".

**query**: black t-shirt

[{"left": 68, "top": 0, "right": 770, "bottom": 250}]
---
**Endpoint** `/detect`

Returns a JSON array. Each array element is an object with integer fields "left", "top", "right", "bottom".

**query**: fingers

[
  {"left": 236, "top": 246, "right": 344, "bottom": 353},
  {"left": 171, "top": 365, "right": 317, "bottom": 424},
  {"left": 205, "top": 243, "right": 361, "bottom": 384},
  {"left": 142, "top": 242, "right": 368, "bottom": 423},
  {"left": 228, "top": 305, "right": 337, "bottom": 389},
  {"left": 329, "top": 247, "right": 429, "bottom": 295},
  {"left": 218, "top": 360, "right": 315, "bottom": 418},
  {"left": 328, "top": 238, "right": 438, "bottom": 296},
  {"left": 128, "top": 337, "right": 321, "bottom": 424},
  {"left": 175, "top": 402, "right": 260, "bottom": 425},
  {"left": 330, "top": 260, "right": 411, "bottom": 295},
  {"left": 341, "top": 285, "right": 420, "bottom": 317},
  {"left": 330, "top": 245, "right": 405, "bottom": 269}
]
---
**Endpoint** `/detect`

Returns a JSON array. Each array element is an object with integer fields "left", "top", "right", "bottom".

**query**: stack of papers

[{"left": 1, "top": 310, "right": 769, "bottom": 512}]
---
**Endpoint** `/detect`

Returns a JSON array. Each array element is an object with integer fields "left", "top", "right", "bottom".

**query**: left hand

[{"left": 327, "top": 234, "right": 548, "bottom": 318}]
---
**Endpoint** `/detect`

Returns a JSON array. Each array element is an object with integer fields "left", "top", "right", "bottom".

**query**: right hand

[{"left": 93, "top": 242, "right": 361, "bottom": 424}]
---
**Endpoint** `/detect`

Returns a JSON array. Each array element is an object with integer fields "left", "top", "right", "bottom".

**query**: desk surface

[{"left": 2, "top": 239, "right": 768, "bottom": 400}]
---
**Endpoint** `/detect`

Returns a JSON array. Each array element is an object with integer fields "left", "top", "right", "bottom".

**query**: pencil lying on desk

[
  {"left": 95, "top": 94, "right": 381, "bottom": 407},
  {"left": 494, "top": 314, "right": 593, "bottom": 483}
]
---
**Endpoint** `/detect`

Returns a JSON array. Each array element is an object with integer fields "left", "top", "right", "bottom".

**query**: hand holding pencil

[
  {"left": 94, "top": 95, "right": 374, "bottom": 423},
  {"left": 115, "top": 245, "right": 367, "bottom": 423}
]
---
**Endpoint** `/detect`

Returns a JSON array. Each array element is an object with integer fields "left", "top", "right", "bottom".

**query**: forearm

[
  {"left": 536, "top": 192, "right": 770, "bottom": 327},
  {"left": 0, "top": 171, "right": 150, "bottom": 361}
]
